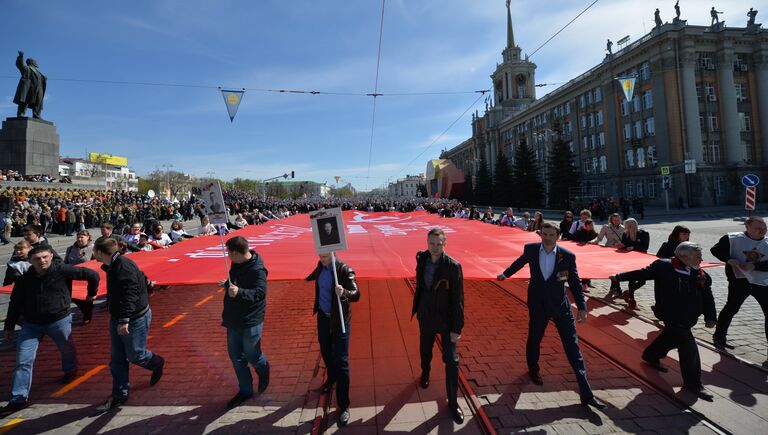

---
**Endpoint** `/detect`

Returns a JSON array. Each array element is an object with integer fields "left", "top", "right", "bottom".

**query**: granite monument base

[{"left": 0, "top": 117, "right": 60, "bottom": 178}]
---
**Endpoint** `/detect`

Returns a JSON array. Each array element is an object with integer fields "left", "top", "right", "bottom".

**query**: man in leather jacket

[
  {"left": 306, "top": 253, "right": 360, "bottom": 427},
  {"left": 412, "top": 227, "right": 465, "bottom": 424}
]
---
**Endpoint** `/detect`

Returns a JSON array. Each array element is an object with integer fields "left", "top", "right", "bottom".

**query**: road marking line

[
  {"left": 51, "top": 365, "right": 107, "bottom": 398},
  {"left": 163, "top": 312, "right": 187, "bottom": 328},
  {"left": 0, "top": 418, "right": 23, "bottom": 434},
  {"left": 217, "top": 288, "right": 224, "bottom": 293},
  {"left": 195, "top": 295, "right": 214, "bottom": 307}
]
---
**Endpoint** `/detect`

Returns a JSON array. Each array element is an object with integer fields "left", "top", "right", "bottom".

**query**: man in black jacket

[
  {"left": 611, "top": 242, "right": 717, "bottom": 400},
  {"left": 0, "top": 245, "right": 99, "bottom": 418},
  {"left": 413, "top": 227, "right": 465, "bottom": 424},
  {"left": 306, "top": 253, "right": 360, "bottom": 427},
  {"left": 92, "top": 238, "right": 165, "bottom": 413},
  {"left": 710, "top": 216, "right": 768, "bottom": 358},
  {"left": 219, "top": 236, "right": 270, "bottom": 409}
]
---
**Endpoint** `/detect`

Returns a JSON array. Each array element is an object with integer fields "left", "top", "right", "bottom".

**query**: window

[
  {"left": 583, "top": 136, "right": 589, "bottom": 150},
  {"left": 586, "top": 92, "right": 592, "bottom": 105},
  {"left": 590, "top": 134, "right": 596, "bottom": 150},
  {"left": 624, "top": 123, "right": 632, "bottom": 141},
  {"left": 633, "top": 95, "right": 641, "bottom": 112},
  {"left": 563, "top": 121, "right": 572, "bottom": 136},
  {"left": 594, "top": 87, "right": 602, "bottom": 102},
  {"left": 588, "top": 113, "right": 595, "bottom": 128},
  {"left": 565, "top": 103, "right": 571, "bottom": 115},
  {"left": 644, "top": 117, "right": 656, "bottom": 136},
  {"left": 696, "top": 85, "right": 703, "bottom": 100},
  {"left": 599, "top": 155, "right": 607, "bottom": 172},
  {"left": 597, "top": 110, "right": 604, "bottom": 126},
  {"left": 735, "top": 84, "right": 747, "bottom": 102},
  {"left": 647, "top": 145, "right": 657, "bottom": 166},
  {"left": 739, "top": 113, "right": 752, "bottom": 132},
  {"left": 636, "top": 181, "right": 645, "bottom": 198},
  {"left": 705, "top": 85, "right": 716, "bottom": 102},
  {"left": 622, "top": 100, "right": 630, "bottom": 116},
  {"left": 640, "top": 62, "right": 651, "bottom": 81},
  {"left": 599, "top": 132, "right": 605, "bottom": 148},
  {"left": 625, "top": 181, "right": 634, "bottom": 197},
  {"left": 704, "top": 139, "right": 721, "bottom": 163},
  {"left": 583, "top": 158, "right": 591, "bottom": 174},
  {"left": 626, "top": 149, "right": 635, "bottom": 168},
  {"left": 581, "top": 115, "right": 587, "bottom": 128},
  {"left": 634, "top": 120, "right": 642, "bottom": 139},
  {"left": 592, "top": 157, "right": 598, "bottom": 173},
  {"left": 642, "top": 91, "right": 653, "bottom": 110},
  {"left": 579, "top": 95, "right": 586, "bottom": 108},
  {"left": 743, "top": 140, "right": 753, "bottom": 164},
  {"left": 647, "top": 180, "right": 657, "bottom": 198},
  {"left": 699, "top": 53, "right": 715, "bottom": 70},
  {"left": 637, "top": 148, "right": 646, "bottom": 168},
  {"left": 709, "top": 115, "right": 719, "bottom": 132},
  {"left": 715, "top": 176, "right": 726, "bottom": 197}
]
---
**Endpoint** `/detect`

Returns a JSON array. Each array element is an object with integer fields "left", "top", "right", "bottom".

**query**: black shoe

[
  {"left": 420, "top": 371, "right": 430, "bottom": 389},
  {"left": 61, "top": 370, "right": 78, "bottom": 384},
  {"left": 641, "top": 357, "right": 668, "bottom": 373},
  {"left": 682, "top": 384, "right": 714, "bottom": 401},
  {"left": 257, "top": 363, "right": 270, "bottom": 393},
  {"left": 226, "top": 392, "right": 253, "bottom": 409},
  {"left": 150, "top": 355, "right": 165, "bottom": 386},
  {"left": 316, "top": 378, "right": 335, "bottom": 393},
  {"left": 712, "top": 335, "right": 735, "bottom": 350},
  {"left": 449, "top": 403, "right": 464, "bottom": 424},
  {"left": 529, "top": 371, "right": 543, "bottom": 386},
  {"left": 0, "top": 400, "right": 28, "bottom": 418},
  {"left": 339, "top": 408, "right": 350, "bottom": 427},
  {"left": 95, "top": 395, "right": 127, "bottom": 414},
  {"left": 581, "top": 396, "right": 608, "bottom": 410}
]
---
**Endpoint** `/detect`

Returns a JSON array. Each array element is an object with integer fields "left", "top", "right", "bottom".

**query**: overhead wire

[{"left": 529, "top": 0, "right": 601, "bottom": 58}]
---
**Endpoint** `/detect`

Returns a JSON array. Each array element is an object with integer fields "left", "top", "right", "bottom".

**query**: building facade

[
  {"left": 388, "top": 174, "right": 426, "bottom": 197},
  {"left": 440, "top": 4, "right": 767, "bottom": 207},
  {"left": 59, "top": 158, "right": 139, "bottom": 192}
]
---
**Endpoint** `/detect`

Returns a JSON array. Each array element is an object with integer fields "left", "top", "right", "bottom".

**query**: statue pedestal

[
  {"left": 707, "top": 22, "right": 726, "bottom": 32},
  {"left": 0, "top": 117, "right": 60, "bottom": 177},
  {"left": 746, "top": 23, "right": 763, "bottom": 34}
]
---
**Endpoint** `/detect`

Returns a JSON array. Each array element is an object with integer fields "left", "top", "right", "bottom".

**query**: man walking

[
  {"left": 93, "top": 238, "right": 165, "bottom": 413},
  {"left": 497, "top": 222, "right": 606, "bottom": 409},
  {"left": 710, "top": 216, "right": 768, "bottom": 361},
  {"left": 306, "top": 253, "right": 360, "bottom": 427},
  {"left": 219, "top": 236, "right": 270, "bottom": 409},
  {"left": 412, "top": 228, "right": 465, "bottom": 424},
  {"left": 611, "top": 242, "right": 716, "bottom": 400},
  {"left": 1, "top": 246, "right": 99, "bottom": 417}
]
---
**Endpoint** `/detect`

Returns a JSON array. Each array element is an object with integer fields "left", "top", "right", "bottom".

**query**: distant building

[
  {"left": 388, "top": 174, "right": 426, "bottom": 197},
  {"left": 439, "top": 4, "right": 768, "bottom": 207},
  {"left": 59, "top": 157, "right": 139, "bottom": 191},
  {"left": 268, "top": 181, "right": 331, "bottom": 198}
]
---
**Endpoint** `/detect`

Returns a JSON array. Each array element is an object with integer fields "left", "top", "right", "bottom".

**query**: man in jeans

[
  {"left": 1, "top": 245, "right": 99, "bottom": 418},
  {"left": 219, "top": 236, "right": 270, "bottom": 409},
  {"left": 92, "top": 238, "right": 165, "bottom": 413}
]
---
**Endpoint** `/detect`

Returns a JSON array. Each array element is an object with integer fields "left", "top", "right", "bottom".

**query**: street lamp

[
  {"left": 536, "top": 128, "right": 557, "bottom": 207},
  {"left": 162, "top": 164, "right": 174, "bottom": 199}
]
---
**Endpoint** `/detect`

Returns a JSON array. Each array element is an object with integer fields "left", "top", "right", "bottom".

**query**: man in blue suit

[{"left": 497, "top": 222, "right": 606, "bottom": 409}]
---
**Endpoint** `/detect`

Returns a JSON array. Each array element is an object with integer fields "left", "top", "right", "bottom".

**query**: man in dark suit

[
  {"left": 318, "top": 219, "right": 340, "bottom": 246},
  {"left": 412, "top": 227, "right": 465, "bottom": 424},
  {"left": 497, "top": 222, "right": 606, "bottom": 409}
]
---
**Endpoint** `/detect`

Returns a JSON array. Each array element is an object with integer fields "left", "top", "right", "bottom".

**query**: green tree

[
  {"left": 510, "top": 143, "right": 542, "bottom": 207},
  {"left": 474, "top": 152, "right": 493, "bottom": 205},
  {"left": 417, "top": 183, "right": 428, "bottom": 198},
  {"left": 493, "top": 149, "right": 514, "bottom": 206},
  {"left": 547, "top": 138, "right": 580, "bottom": 209}
]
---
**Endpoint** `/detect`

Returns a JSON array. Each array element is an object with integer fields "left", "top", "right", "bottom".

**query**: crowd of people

[{"left": 0, "top": 170, "right": 66, "bottom": 183}]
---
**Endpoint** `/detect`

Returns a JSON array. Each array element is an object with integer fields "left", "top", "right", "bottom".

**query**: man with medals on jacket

[{"left": 306, "top": 253, "right": 360, "bottom": 427}]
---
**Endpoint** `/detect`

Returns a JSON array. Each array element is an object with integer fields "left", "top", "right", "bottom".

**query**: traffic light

[{"left": 291, "top": 171, "right": 295, "bottom": 178}]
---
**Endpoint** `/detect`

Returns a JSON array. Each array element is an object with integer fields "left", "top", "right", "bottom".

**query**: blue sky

[{"left": 2, "top": 0, "right": 765, "bottom": 191}]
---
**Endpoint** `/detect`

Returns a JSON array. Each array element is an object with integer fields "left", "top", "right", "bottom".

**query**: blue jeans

[
  {"left": 11, "top": 315, "right": 76, "bottom": 402},
  {"left": 317, "top": 313, "right": 351, "bottom": 410},
  {"left": 109, "top": 309, "right": 154, "bottom": 398},
  {"left": 227, "top": 324, "right": 269, "bottom": 395}
]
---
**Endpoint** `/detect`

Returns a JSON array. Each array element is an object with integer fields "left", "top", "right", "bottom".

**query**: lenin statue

[{"left": 13, "top": 51, "right": 47, "bottom": 119}]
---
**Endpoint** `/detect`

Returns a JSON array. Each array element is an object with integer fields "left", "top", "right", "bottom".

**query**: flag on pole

[
  {"left": 616, "top": 76, "right": 636, "bottom": 102},
  {"left": 220, "top": 89, "right": 245, "bottom": 122}
]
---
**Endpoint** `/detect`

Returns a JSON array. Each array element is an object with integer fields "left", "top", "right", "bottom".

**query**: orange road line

[
  {"left": 163, "top": 312, "right": 187, "bottom": 328},
  {"left": 217, "top": 288, "right": 224, "bottom": 293},
  {"left": 195, "top": 295, "right": 214, "bottom": 307},
  {"left": 0, "top": 418, "right": 23, "bottom": 434},
  {"left": 51, "top": 365, "right": 107, "bottom": 398}
]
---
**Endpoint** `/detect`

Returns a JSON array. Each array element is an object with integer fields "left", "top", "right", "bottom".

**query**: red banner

[{"left": 1, "top": 211, "right": 718, "bottom": 299}]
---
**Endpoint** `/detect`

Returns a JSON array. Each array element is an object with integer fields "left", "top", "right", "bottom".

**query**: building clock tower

[{"left": 491, "top": 0, "right": 537, "bottom": 113}]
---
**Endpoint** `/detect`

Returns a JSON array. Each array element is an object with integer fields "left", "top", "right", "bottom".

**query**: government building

[{"left": 439, "top": 4, "right": 767, "bottom": 207}]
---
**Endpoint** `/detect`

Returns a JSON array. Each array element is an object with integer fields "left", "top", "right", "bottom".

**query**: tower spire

[{"left": 506, "top": 0, "right": 515, "bottom": 49}]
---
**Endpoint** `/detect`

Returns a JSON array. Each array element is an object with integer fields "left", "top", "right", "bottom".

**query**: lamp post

[{"left": 536, "top": 128, "right": 557, "bottom": 207}]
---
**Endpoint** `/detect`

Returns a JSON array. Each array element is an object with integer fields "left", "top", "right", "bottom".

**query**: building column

[
  {"left": 718, "top": 49, "right": 742, "bottom": 163},
  {"left": 680, "top": 51, "right": 704, "bottom": 162},
  {"left": 755, "top": 51, "right": 768, "bottom": 163}
]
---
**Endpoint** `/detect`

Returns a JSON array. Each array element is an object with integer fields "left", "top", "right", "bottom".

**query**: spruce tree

[
  {"left": 547, "top": 138, "right": 580, "bottom": 209},
  {"left": 493, "top": 149, "right": 514, "bottom": 206},
  {"left": 510, "top": 143, "right": 543, "bottom": 207},
  {"left": 474, "top": 152, "right": 493, "bottom": 205},
  {"left": 461, "top": 170, "right": 474, "bottom": 203}
]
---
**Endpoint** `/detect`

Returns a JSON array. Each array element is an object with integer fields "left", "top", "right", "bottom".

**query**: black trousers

[
  {"left": 418, "top": 319, "right": 458, "bottom": 407},
  {"left": 714, "top": 279, "right": 768, "bottom": 345},
  {"left": 317, "top": 313, "right": 350, "bottom": 410},
  {"left": 527, "top": 309, "right": 594, "bottom": 400},
  {"left": 643, "top": 324, "right": 700, "bottom": 387}
]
